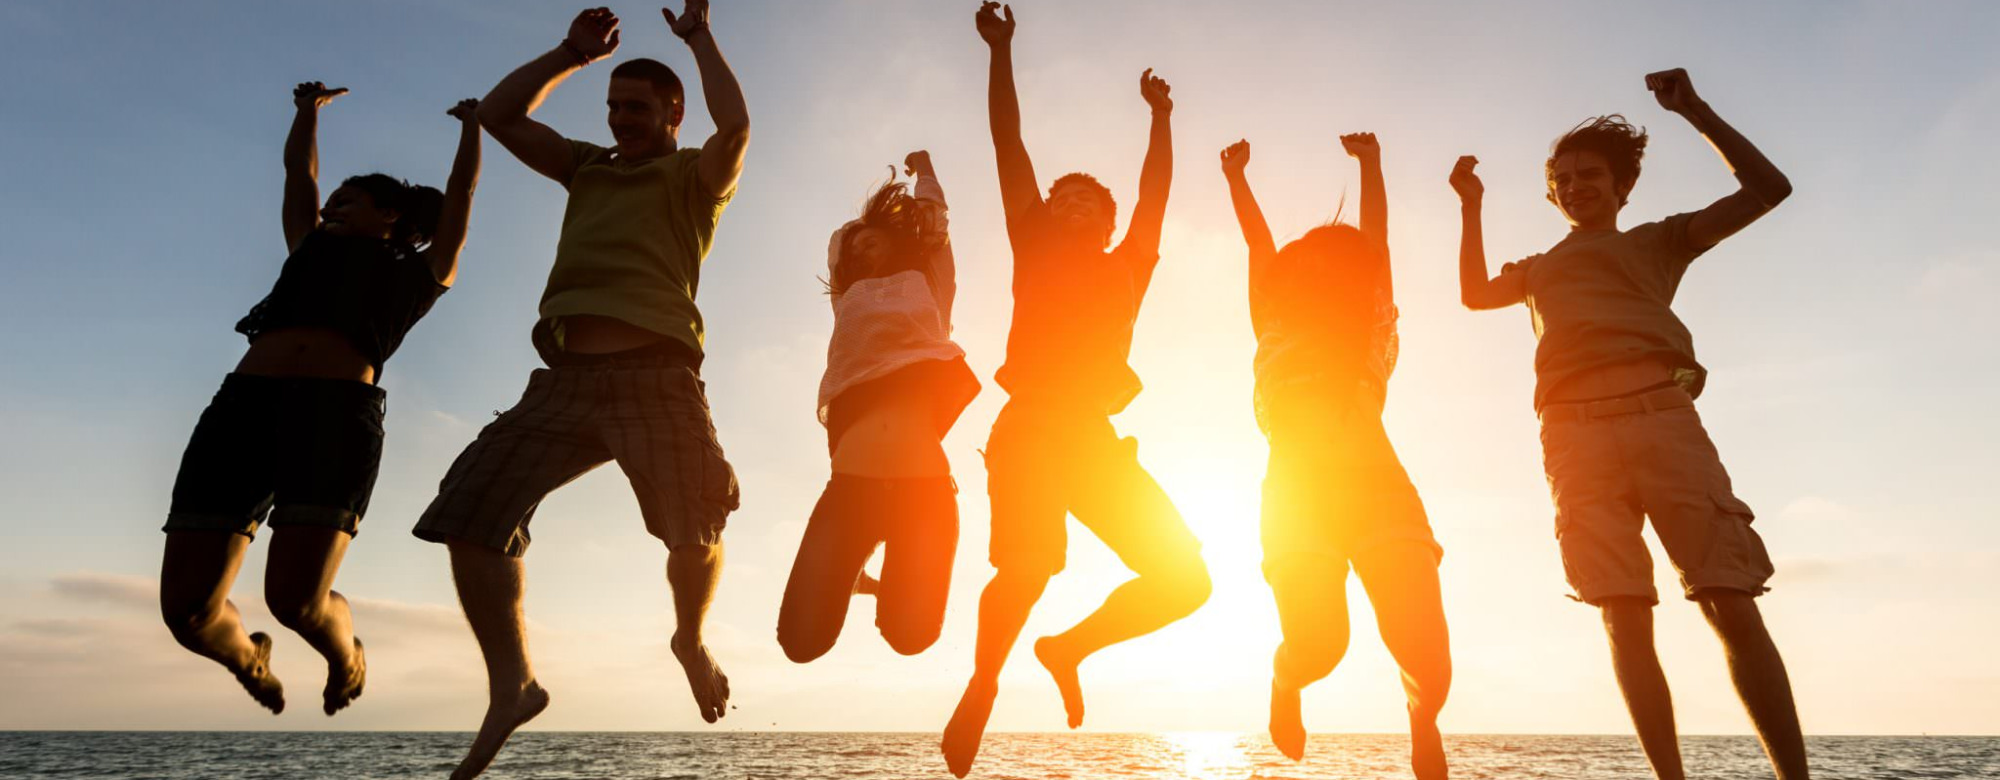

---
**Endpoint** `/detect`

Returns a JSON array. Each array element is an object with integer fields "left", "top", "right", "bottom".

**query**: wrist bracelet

[{"left": 559, "top": 39, "right": 592, "bottom": 66}]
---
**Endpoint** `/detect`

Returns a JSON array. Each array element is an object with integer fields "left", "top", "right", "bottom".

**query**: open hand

[
  {"left": 976, "top": 2, "right": 1015, "bottom": 46},
  {"left": 446, "top": 98, "right": 479, "bottom": 123},
  {"left": 904, "top": 150, "right": 935, "bottom": 178},
  {"left": 1220, "top": 139, "right": 1250, "bottom": 176},
  {"left": 293, "top": 81, "right": 348, "bottom": 110},
  {"left": 1340, "top": 132, "right": 1379, "bottom": 162},
  {"left": 1140, "top": 68, "right": 1172, "bottom": 113},
  {"left": 1449, "top": 155, "right": 1483, "bottom": 201},
  {"left": 1645, "top": 68, "right": 1703, "bottom": 114},
  {"left": 566, "top": 7, "right": 622, "bottom": 63},
  {"left": 662, "top": 0, "right": 710, "bottom": 40}
]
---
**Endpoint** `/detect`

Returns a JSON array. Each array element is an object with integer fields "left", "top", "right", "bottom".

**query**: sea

[{"left": 1, "top": 732, "right": 1994, "bottom": 779}]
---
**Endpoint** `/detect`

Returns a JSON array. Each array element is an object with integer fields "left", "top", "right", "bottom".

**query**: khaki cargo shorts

[{"left": 1538, "top": 387, "right": 1774, "bottom": 606}]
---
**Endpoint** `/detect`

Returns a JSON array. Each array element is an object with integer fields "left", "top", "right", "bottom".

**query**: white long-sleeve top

[{"left": 817, "top": 174, "right": 969, "bottom": 426}]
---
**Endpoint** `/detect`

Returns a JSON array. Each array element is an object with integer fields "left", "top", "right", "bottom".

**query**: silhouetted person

[
  {"left": 158, "top": 83, "right": 481, "bottom": 717},
  {"left": 408, "top": 6, "right": 750, "bottom": 779},
  {"left": 941, "top": 5, "right": 1210, "bottom": 776},
  {"left": 1453, "top": 69, "right": 1804, "bottom": 780},
  {"left": 1222, "top": 133, "right": 1451, "bottom": 776},
  {"left": 777, "top": 152, "right": 980, "bottom": 662}
]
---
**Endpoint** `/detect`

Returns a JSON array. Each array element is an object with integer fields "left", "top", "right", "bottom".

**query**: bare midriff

[
  {"left": 559, "top": 313, "right": 677, "bottom": 354},
  {"left": 1544, "top": 357, "right": 1678, "bottom": 405},
  {"left": 831, "top": 401, "right": 950, "bottom": 479},
  {"left": 235, "top": 327, "right": 375, "bottom": 384}
]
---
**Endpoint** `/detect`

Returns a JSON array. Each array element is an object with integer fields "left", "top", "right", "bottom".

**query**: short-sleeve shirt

[
  {"left": 536, "top": 141, "right": 731, "bottom": 360},
  {"left": 993, "top": 207, "right": 1156, "bottom": 416},
  {"left": 235, "top": 230, "right": 448, "bottom": 378},
  {"left": 1499, "top": 212, "right": 1709, "bottom": 410}
]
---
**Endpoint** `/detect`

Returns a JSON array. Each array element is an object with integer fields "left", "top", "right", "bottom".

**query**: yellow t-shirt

[{"left": 537, "top": 140, "right": 732, "bottom": 357}]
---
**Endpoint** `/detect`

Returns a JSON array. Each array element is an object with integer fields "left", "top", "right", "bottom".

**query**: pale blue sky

[{"left": 1, "top": 0, "right": 1996, "bottom": 735}]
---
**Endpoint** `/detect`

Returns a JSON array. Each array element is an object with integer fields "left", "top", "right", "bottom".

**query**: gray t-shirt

[{"left": 1498, "top": 212, "right": 1709, "bottom": 410}]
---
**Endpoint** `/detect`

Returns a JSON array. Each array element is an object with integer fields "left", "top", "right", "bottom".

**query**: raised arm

[
  {"left": 906, "top": 150, "right": 958, "bottom": 326},
  {"left": 1452, "top": 156, "right": 1525, "bottom": 311},
  {"left": 1220, "top": 140, "right": 1278, "bottom": 336},
  {"left": 1341, "top": 132, "right": 1388, "bottom": 264},
  {"left": 426, "top": 99, "right": 484, "bottom": 287},
  {"left": 476, "top": 8, "right": 621, "bottom": 185},
  {"left": 1646, "top": 68, "right": 1793, "bottom": 250},
  {"left": 977, "top": 2, "right": 1042, "bottom": 221},
  {"left": 1123, "top": 69, "right": 1174, "bottom": 262},
  {"left": 282, "top": 82, "right": 347, "bottom": 253},
  {"left": 667, "top": 0, "right": 750, "bottom": 199}
]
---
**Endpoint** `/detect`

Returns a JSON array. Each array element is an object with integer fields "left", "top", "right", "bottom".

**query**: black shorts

[{"left": 164, "top": 373, "right": 387, "bottom": 538}]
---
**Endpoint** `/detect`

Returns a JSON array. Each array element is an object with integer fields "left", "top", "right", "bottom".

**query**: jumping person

[
  {"left": 776, "top": 151, "right": 981, "bottom": 662},
  {"left": 158, "top": 83, "right": 480, "bottom": 717},
  {"left": 409, "top": 5, "right": 750, "bottom": 779},
  {"left": 1221, "top": 133, "right": 1451, "bottom": 776},
  {"left": 942, "top": 5, "right": 1210, "bottom": 776},
  {"left": 1453, "top": 69, "right": 1805, "bottom": 779}
]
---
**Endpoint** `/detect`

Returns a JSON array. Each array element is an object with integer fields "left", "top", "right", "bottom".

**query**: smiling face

[
  {"left": 1048, "top": 179, "right": 1115, "bottom": 249},
  {"left": 1546, "top": 150, "right": 1627, "bottom": 231},
  {"left": 843, "top": 225, "right": 891, "bottom": 272},
  {"left": 606, "top": 77, "right": 681, "bottom": 159},
  {"left": 317, "top": 184, "right": 397, "bottom": 240}
]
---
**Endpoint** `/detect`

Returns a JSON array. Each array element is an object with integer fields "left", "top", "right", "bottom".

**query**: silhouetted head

[
  {"left": 826, "top": 179, "right": 946, "bottom": 296},
  {"left": 1546, "top": 115, "right": 1648, "bottom": 230},
  {"left": 1269, "top": 223, "right": 1380, "bottom": 341},
  {"left": 322, "top": 174, "right": 443, "bottom": 249},
  {"left": 1048, "top": 173, "right": 1117, "bottom": 249},
  {"left": 607, "top": 58, "right": 686, "bottom": 158}
]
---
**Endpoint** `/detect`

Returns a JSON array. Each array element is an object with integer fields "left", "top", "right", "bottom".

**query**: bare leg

[
  {"left": 942, "top": 567, "right": 1050, "bottom": 778},
  {"left": 874, "top": 493, "right": 957, "bottom": 656},
  {"left": 159, "top": 530, "right": 284, "bottom": 713},
  {"left": 1602, "top": 597, "right": 1685, "bottom": 780},
  {"left": 1699, "top": 593, "right": 1809, "bottom": 780},
  {"left": 263, "top": 526, "right": 363, "bottom": 715},
  {"left": 448, "top": 542, "right": 549, "bottom": 780},
  {"left": 1264, "top": 559, "right": 1349, "bottom": 761},
  {"left": 1354, "top": 543, "right": 1453, "bottom": 780},
  {"left": 776, "top": 486, "right": 879, "bottom": 663},
  {"left": 1035, "top": 551, "right": 1211, "bottom": 729},
  {"left": 668, "top": 542, "right": 730, "bottom": 723}
]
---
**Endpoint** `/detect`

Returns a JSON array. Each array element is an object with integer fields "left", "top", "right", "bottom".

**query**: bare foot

[
  {"left": 1033, "top": 636, "right": 1085, "bottom": 729},
  {"left": 941, "top": 678, "right": 997, "bottom": 778},
  {"left": 450, "top": 680, "right": 550, "bottom": 780},
  {"left": 1269, "top": 680, "right": 1306, "bottom": 761},
  {"left": 323, "top": 637, "right": 365, "bottom": 716},
  {"left": 672, "top": 633, "right": 730, "bottom": 723},
  {"left": 233, "top": 632, "right": 285, "bottom": 714},
  {"left": 1410, "top": 710, "right": 1448, "bottom": 780}
]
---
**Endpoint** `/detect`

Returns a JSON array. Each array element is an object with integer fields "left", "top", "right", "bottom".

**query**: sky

[{"left": 1, "top": 0, "right": 1997, "bottom": 737}]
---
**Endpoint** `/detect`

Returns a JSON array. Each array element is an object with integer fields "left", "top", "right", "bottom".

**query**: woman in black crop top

[{"left": 158, "top": 82, "right": 482, "bottom": 717}]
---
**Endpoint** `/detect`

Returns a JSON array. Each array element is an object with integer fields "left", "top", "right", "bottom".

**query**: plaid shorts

[{"left": 413, "top": 353, "right": 739, "bottom": 556}]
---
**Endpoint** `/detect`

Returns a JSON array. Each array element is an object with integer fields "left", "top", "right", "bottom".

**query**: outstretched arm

[
  {"left": 667, "top": 0, "right": 750, "bottom": 199},
  {"left": 1220, "top": 140, "right": 1278, "bottom": 336},
  {"left": 977, "top": 2, "right": 1041, "bottom": 221},
  {"left": 282, "top": 82, "right": 347, "bottom": 253},
  {"left": 1452, "top": 156, "right": 1525, "bottom": 310},
  {"left": 1647, "top": 68, "right": 1793, "bottom": 250},
  {"left": 427, "top": 99, "right": 484, "bottom": 287},
  {"left": 1123, "top": 68, "right": 1174, "bottom": 263},
  {"left": 1341, "top": 132, "right": 1388, "bottom": 268},
  {"left": 476, "top": 8, "right": 621, "bottom": 185},
  {"left": 906, "top": 150, "right": 958, "bottom": 326}
]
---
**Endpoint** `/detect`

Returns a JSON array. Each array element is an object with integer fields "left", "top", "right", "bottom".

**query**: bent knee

[
  {"left": 1280, "top": 633, "right": 1349, "bottom": 683},
  {"left": 161, "top": 600, "right": 224, "bottom": 638},
  {"left": 1156, "top": 558, "right": 1212, "bottom": 614},
  {"left": 775, "top": 617, "right": 838, "bottom": 664},
  {"left": 264, "top": 594, "right": 326, "bottom": 631},
  {"left": 878, "top": 612, "right": 944, "bottom": 656}
]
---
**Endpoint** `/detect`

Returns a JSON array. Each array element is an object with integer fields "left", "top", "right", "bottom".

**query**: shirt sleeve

[
  {"left": 677, "top": 150, "right": 731, "bottom": 231},
  {"left": 568, "top": 139, "right": 607, "bottom": 179},
  {"left": 1645, "top": 211, "right": 1709, "bottom": 268}
]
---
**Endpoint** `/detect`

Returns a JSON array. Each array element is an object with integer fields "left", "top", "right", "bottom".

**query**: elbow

[
  {"left": 474, "top": 101, "right": 513, "bottom": 131},
  {"left": 1459, "top": 292, "right": 1490, "bottom": 312},
  {"left": 1760, "top": 175, "right": 1794, "bottom": 209}
]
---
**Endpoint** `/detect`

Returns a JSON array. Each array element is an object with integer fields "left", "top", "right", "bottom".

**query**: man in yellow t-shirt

[{"left": 412, "top": 6, "right": 749, "bottom": 779}]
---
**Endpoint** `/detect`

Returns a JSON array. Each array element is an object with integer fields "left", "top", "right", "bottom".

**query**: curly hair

[
  {"left": 825, "top": 178, "right": 946, "bottom": 296},
  {"left": 1546, "top": 115, "right": 1649, "bottom": 206},
  {"left": 341, "top": 173, "right": 443, "bottom": 248}
]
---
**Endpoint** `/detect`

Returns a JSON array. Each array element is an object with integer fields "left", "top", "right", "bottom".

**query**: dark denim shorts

[{"left": 164, "top": 373, "right": 387, "bottom": 538}]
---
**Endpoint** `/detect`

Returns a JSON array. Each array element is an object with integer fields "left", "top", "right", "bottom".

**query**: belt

[
  {"left": 1539, "top": 385, "right": 1692, "bottom": 423},
  {"left": 544, "top": 338, "right": 702, "bottom": 369}
]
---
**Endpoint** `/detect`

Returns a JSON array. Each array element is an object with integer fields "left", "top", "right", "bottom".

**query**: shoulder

[{"left": 569, "top": 139, "right": 614, "bottom": 168}]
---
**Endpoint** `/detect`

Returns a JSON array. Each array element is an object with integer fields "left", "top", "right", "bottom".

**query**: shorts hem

[
  {"left": 162, "top": 512, "right": 259, "bottom": 538},
  {"left": 1569, "top": 584, "right": 1660, "bottom": 607},
  {"left": 267, "top": 505, "right": 361, "bottom": 536},
  {"left": 411, "top": 524, "right": 526, "bottom": 557}
]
